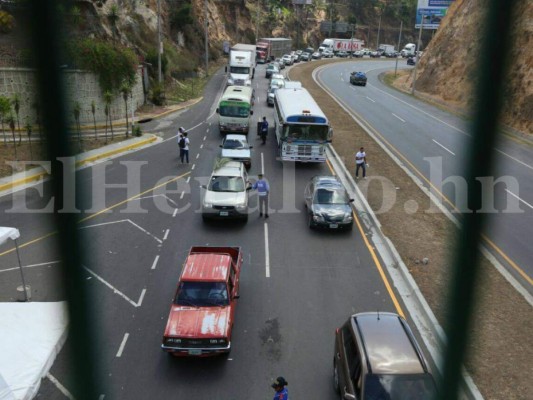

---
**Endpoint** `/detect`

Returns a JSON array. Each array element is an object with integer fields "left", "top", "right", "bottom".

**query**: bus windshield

[
  {"left": 229, "top": 66, "right": 250, "bottom": 74},
  {"left": 282, "top": 124, "right": 329, "bottom": 141},
  {"left": 219, "top": 102, "right": 250, "bottom": 118}
]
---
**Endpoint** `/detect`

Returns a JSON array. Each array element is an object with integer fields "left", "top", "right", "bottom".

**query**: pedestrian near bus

[
  {"left": 355, "top": 146, "right": 367, "bottom": 179},
  {"left": 260, "top": 116, "right": 269, "bottom": 144},
  {"left": 271, "top": 376, "right": 288, "bottom": 400},
  {"left": 179, "top": 131, "right": 190, "bottom": 163},
  {"left": 253, "top": 173, "right": 270, "bottom": 218}
]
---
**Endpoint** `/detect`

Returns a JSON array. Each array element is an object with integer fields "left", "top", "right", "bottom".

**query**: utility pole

[
  {"left": 411, "top": 12, "right": 424, "bottom": 94},
  {"left": 349, "top": 23, "right": 355, "bottom": 58},
  {"left": 205, "top": 0, "right": 209, "bottom": 77},
  {"left": 255, "top": 0, "right": 260, "bottom": 43},
  {"left": 394, "top": 20, "right": 403, "bottom": 76},
  {"left": 376, "top": 8, "right": 382, "bottom": 49},
  {"left": 157, "top": 0, "right": 162, "bottom": 83}
]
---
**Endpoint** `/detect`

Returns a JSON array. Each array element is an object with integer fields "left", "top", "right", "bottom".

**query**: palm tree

[
  {"left": 121, "top": 83, "right": 131, "bottom": 138},
  {"left": 7, "top": 114, "right": 17, "bottom": 160},
  {"left": 25, "top": 120, "right": 33, "bottom": 160},
  {"left": 73, "top": 101, "right": 82, "bottom": 152},
  {"left": 103, "top": 91, "right": 114, "bottom": 140},
  {"left": 103, "top": 103, "right": 109, "bottom": 145},
  {"left": 91, "top": 100, "right": 97, "bottom": 139},
  {"left": 0, "top": 96, "right": 11, "bottom": 145},
  {"left": 12, "top": 94, "right": 21, "bottom": 144}
]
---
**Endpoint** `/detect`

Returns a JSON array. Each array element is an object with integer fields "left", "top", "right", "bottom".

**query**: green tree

[
  {"left": 103, "top": 91, "right": 114, "bottom": 140},
  {"left": 11, "top": 93, "right": 21, "bottom": 144},
  {"left": 0, "top": 96, "right": 11, "bottom": 145},
  {"left": 7, "top": 114, "right": 17, "bottom": 160},
  {"left": 120, "top": 83, "right": 131, "bottom": 138},
  {"left": 91, "top": 100, "right": 97, "bottom": 139},
  {"left": 73, "top": 101, "right": 82, "bottom": 153},
  {"left": 25, "top": 120, "right": 33, "bottom": 160}
]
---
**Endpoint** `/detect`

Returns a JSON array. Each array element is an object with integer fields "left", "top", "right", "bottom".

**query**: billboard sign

[
  {"left": 292, "top": 0, "right": 312, "bottom": 4},
  {"left": 415, "top": 0, "right": 455, "bottom": 30}
]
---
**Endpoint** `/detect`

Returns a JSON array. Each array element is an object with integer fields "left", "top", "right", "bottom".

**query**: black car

[
  {"left": 304, "top": 176, "right": 354, "bottom": 230},
  {"left": 407, "top": 57, "right": 416, "bottom": 66},
  {"left": 349, "top": 71, "right": 367, "bottom": 86}
]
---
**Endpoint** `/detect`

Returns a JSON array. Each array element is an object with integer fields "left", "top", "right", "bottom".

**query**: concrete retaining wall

[{"left": 0, "top": 66, "right": 145, "bottom": 126}]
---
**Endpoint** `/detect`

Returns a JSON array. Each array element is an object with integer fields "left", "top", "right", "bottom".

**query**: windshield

[
  {"left": 219, "top": 103, "right": 250, "bottom": 118},
  {"left": 364, "top": 374, "right": 438, "bottom": 400},
  {"left": 282, "top": 124, "right": 329, "bottom": 140},
  {"left": 175, "top": 281, "right": 229, "bottom": 307},
  {"left": 229, "top": 66, "right": 250, "bottom": 74},
  {"left": 313, "top": 188, "right": 347, "bottom": 205},
  {"left": 208, "top": 175, "right": 245, "bottom": 192},
  {"left": 223, "top": 139, "right": 247, "bottom": 149}
]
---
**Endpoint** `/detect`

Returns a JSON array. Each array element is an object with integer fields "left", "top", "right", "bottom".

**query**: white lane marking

[
  {"left": 163, "top": 229, "right": 170, "bottom": 241},
  {"left": 180, "top": 191, "right": 185, "bottom": 200},
  {"left": 432, "top": 139, "right": 456, "bottom": 156},
  {"left": 261, "top": 152, "right": 265, "bottom": 175},
  {"left": 137, "top": 288, "right": 147, "bottom": 307},
  {"left": 79, "top": 220, "right": 163, "bottom": 243},
  {"left": 151, "top": 255, "right": 160, "bottom": 270},
  {"left": 505, "top": 189, "right": 533, "bottom": 210},
  {"left": 366, "top": 96, "right": 375, "bottom": 103},
  {"left": 83, "top": 265, "right": 138, "bottom": 307},
  {"left": 203, "top": 135, "right": 207, "bottom": 141},
  {"left": 186, "top": 176, "right": 191, "bottom": 183},
  {"left": 116, "top": 333, "right": 129, "bottom": 357},
  {"left": 191, "top": 164, "right": 195, "bottom": 170},
  {"left": 206, "top": 128, "right": 209, "bottom": 133},
  {"left": 264, "top": 223, "right": 270, "bottom": 278},
  {"left": 495, "top": 149, "right": 533, "bottom": 171},
  {"left": 196, "top": 153, "right": 200, "bottom": 159},
  {"left": 172, "top": 208, "right": 178, "bottom": 218},
  {"left": 129, "top": 194, "right": 178, "bottom": 207},
  {"left": 0, "top": 260, "right": 60, "bottom": 274},
  {"left": 392, "top": 113, "right": 405, "bottom": 123},
  {"left": 46, "top": 373, "right": 76, "bottom": 400},
  {"left": 200, "top": 144, "right": 204, "bottom": 149}
]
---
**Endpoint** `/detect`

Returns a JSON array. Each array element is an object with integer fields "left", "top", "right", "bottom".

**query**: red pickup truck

[{"left": 161, "top": 246, "right": 243, "bottom": 356}]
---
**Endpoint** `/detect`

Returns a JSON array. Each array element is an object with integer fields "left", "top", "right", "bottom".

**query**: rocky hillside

[{"left": 403, "top": 0, "right": 532, "bottom": 135}]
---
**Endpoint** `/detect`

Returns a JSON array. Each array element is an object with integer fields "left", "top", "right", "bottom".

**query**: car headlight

[
  {"left": 313, "top": 214, "right": 325, "bottom": 222},
  {"left": 203, "top": 201, "right": 213, "bottom": 208},
  {"left": 235, "top": 201, "right": 247, "bottom": 210},
  {"left": 227, "top": 78, "right": 234, "bottom": 85},
  {"left": 343, "top": 214, "right": 353, "bottom": 223}
]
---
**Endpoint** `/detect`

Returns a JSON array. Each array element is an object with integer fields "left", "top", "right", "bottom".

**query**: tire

[
  {"left": 308, "top": 213, "right": 314, "bottom": 229},
  {"left": 333, "top": 359, "right": 340, "bottom": 393}
]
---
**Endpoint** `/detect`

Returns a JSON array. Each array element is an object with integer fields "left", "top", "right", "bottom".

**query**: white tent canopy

[{"left": 0, "top": 227, "right": 20, "bottom": 246}]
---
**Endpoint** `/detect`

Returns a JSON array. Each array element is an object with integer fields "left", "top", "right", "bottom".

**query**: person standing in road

[
  {"left": 355, "top": 146, "right": 367, "bottom": 179},
  {"left": 253, "top": 173, "right": 270, "bottom": 218},
  {"left": 180, "top": 131, "right": 190, "bottom": 163},
  {"left": 177, "top": 127, "right": 185, "bottom": 161},
  {"left": 271, "top": 376, "right": 288, "bottom": 400},
  {"left": 260, "top": 116, "right": 269, "bottom": 145}
]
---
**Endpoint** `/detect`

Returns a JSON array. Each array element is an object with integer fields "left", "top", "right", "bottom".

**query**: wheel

[{"left": 333, "top": 359, "right": 340, "bottom": 393}]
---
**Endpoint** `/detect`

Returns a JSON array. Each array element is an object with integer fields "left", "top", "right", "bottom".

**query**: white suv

[
  {"left": 202, "top": 160, "right": 251, "bottom": 221},
  {"left": 282, "top": 54, "right": 293, "bottom": 65}
]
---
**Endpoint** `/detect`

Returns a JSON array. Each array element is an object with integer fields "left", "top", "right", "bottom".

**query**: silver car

[{"left": 220, "top": 134, "right": 253, "bottom": 168}]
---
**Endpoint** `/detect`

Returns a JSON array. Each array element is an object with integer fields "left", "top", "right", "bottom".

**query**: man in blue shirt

[
  {"left": 260, "top": 116, "right": 269, "bottom": 144},
  {"left": 271, "top": 376, "right": 288, "bottom": 400},
  {"left": 252, "top": 173, "right": 270, "bottom": 218}
]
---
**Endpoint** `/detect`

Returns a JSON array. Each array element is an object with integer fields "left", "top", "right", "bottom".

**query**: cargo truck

[
  {"left": 401, "top": 43, "right": 416, "bottom": 57},
  {"left": 319, "top": 38, "right": 365, "bottom": 54},
  {"left": 227, "top": 45, "right": 255, "bottom": 86},
  {"left": 256, "top": 38, "right": 292, "bottom": 62}
]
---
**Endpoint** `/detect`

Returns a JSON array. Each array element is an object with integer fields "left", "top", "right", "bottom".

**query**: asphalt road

[
  {"left": 0, "top": 63, "right": 425, "bottom": 399},
  {"left": 315, "top": 59, "right": 533, "bottom": 293}
]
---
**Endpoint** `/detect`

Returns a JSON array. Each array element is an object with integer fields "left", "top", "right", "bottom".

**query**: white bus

[
  {"left": 273, "top": 87, "right": 332, "bottom": 162},
  {"left": 216, "top": 86, "right": 254, "bottom": 134}
]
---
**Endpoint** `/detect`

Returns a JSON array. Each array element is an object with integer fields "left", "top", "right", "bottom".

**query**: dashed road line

[
  {"left": 200, "top": 144, "right": 204, "bottom": 149},
  {"left": 83, "top": 265, "right": 139, "bottom": 307},
  {"left": 163, "top": 229, "right": 170, "bottom": 241},
  {"left": 47, "top": 373, "right": 75, "bottom": 400},
  {"left": 203, "top": 135, "right": 207, "bottom": 141},
  {"left": 496, "top": 149, "right": 533, "bottom": 171},
  {"left": 505, "top": 189, "right": 533, "bottom": 210},
  {"left": 137, "top": 288, "right": 146, "bottom": 307},
  {"left": 366, "top": 96, "right": 375, "bottom": 103},
  {"left": 432, "top": 139, "right": 456, "bottom": 156},
  {"left": 172, "top": 208, "right": 178, "bottom": 218},
  {"left": 264, "top": 223, "right": 270, "bottom": 278},
  {"left": 180, "top": 191, "right": 185, "bottom": 200},
  {"left": 151, "top": 255, "right": 160, "bottom": 270},
  {"left": 261, "top": 152, "right": 265, "bottom": 175},
  {"left": 392, "top": 113, "right": 405, "bottom": 123},
  {"left": 191, "top": 164, "right": 195, "bottom": 170},
  {"left": 116, "top": 333, "right": 129, "bottom": 357},
  {"left": 196, "top": 153, "right": 200, "bottom": 159}
]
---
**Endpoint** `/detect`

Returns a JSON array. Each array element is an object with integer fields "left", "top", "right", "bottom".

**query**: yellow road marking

[
  {"left": 0, "top": 171, "right": 191, "bottom": 257},
  {"left": 326, "top": 160, "right": 405, "bottom": 317}
]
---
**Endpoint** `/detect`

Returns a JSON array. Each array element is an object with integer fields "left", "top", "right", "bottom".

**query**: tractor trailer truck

[
  {"left": 256, "top": 38, "right": 292, "bottom": 63},
  {"left": 227, "top": 44, "right": 256, "bottom": 86}
]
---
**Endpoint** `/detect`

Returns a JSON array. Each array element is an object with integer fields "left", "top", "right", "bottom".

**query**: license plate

[
  {"left": 329, "top": 224, "right": 339, "bottom": 229},
  {"left": 219, "top": 211, "right": 229, "bottom": 216},
  {"left": 188, "top": 349, "right": 202, "bottom": 355}
]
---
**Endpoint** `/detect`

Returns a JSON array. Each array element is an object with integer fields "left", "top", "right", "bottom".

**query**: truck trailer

[
  {"left": 227, "top": 44, "right": 256, "bottom": 86},
  {"left": 256, "top": 38, "right": 292, "bottom": 62},
  {"left": 319, "top": 38, "right": 365, "bottom": 54}
]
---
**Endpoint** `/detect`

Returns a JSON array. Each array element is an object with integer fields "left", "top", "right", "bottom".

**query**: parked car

[
  {"left": 201, "top": 160, "right": 251, "bottom": 221},
  {"left": 333, "top": 312, "right": 438, "bottom": 399},
  {"left": 322, "top": 49, "right": 334, "bottom": 58},
  {"left": 265, "top": 64, "right": 279, "bottom": 78},
  {"left": 337, "top": 51, "right": 349, "bottom": 58},
  {"left": 300, "top": 52, "right": 310, "bottom": 61},
  {"left": 161, "top": 246, "right": 243, "bottom": 357},
  {"left": 311, "top": 52, "right": 322, "bottom": 60},
  {"left": 282, "top": 54, "right": 293, "bottom": 65},
  {"left": 353, "top": 50, "right": 364, "bottom": 58},
  {"left": 349, "top": 71, "right": 367, "bottom": 86},
  {"left": 304, "top": 176, "right": 354, "bottom": 230},
  {"left": 407, "top": 56, "right": 416, "bottom": 66},
  {"left": 220, "top": 134, "right": 253, "bottom": 168},
  {"left": 274, "top": 58, "right": 285, "bottom": 69},
  {"left": 267, "top": 86, "right": 279, "bottom": 107}
]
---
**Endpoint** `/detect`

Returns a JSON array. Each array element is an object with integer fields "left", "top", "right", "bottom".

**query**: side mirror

[
  {"left": 216, "top": 108, "right": 220, "bottom": 114},
  {"left": 200, "top": 185, "right": 207, "bottom": 189},
  {"left": 246, "top": 186, "right": 252, "bottom": 191},
  {"left": 249, "top": 146, "right": 253, "bottom": 149}
]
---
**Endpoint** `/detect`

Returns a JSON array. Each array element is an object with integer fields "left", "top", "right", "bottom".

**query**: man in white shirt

[{"left": 355, "top": 147, "right": 367, "bottom": 179}]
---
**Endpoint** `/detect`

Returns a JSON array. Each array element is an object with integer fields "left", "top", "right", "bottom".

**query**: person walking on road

[
  {"left": 260, "top": 116, "right": 269, "bottom": 145},
  {"left": 271, "top": 376, "right": 288, "bottom": 400},
  {"left": 253, "top": 173, "right": 270, "bottom": 218},
  {"left": 179, "top": 131, "right": 190, "bottom": 163},
  {"left": 355, "top": 146, "right": 367, "bottom": 179},
  {"left": 177, "top": 127, "right": 185, "bottom": 161}
]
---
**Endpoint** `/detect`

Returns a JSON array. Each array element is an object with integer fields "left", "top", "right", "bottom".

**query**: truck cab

[{"left": 161, "top": 246, "right": 243, "bottom": 356}]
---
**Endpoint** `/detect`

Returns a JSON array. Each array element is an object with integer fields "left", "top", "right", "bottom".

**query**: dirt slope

[{"left": 290, "top": 59, "right": 532, "bottom": 399}]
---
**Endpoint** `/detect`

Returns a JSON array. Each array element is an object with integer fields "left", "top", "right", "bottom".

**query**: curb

[{"left": 0, "top": 134, "right": 158, "bottom": 193}]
